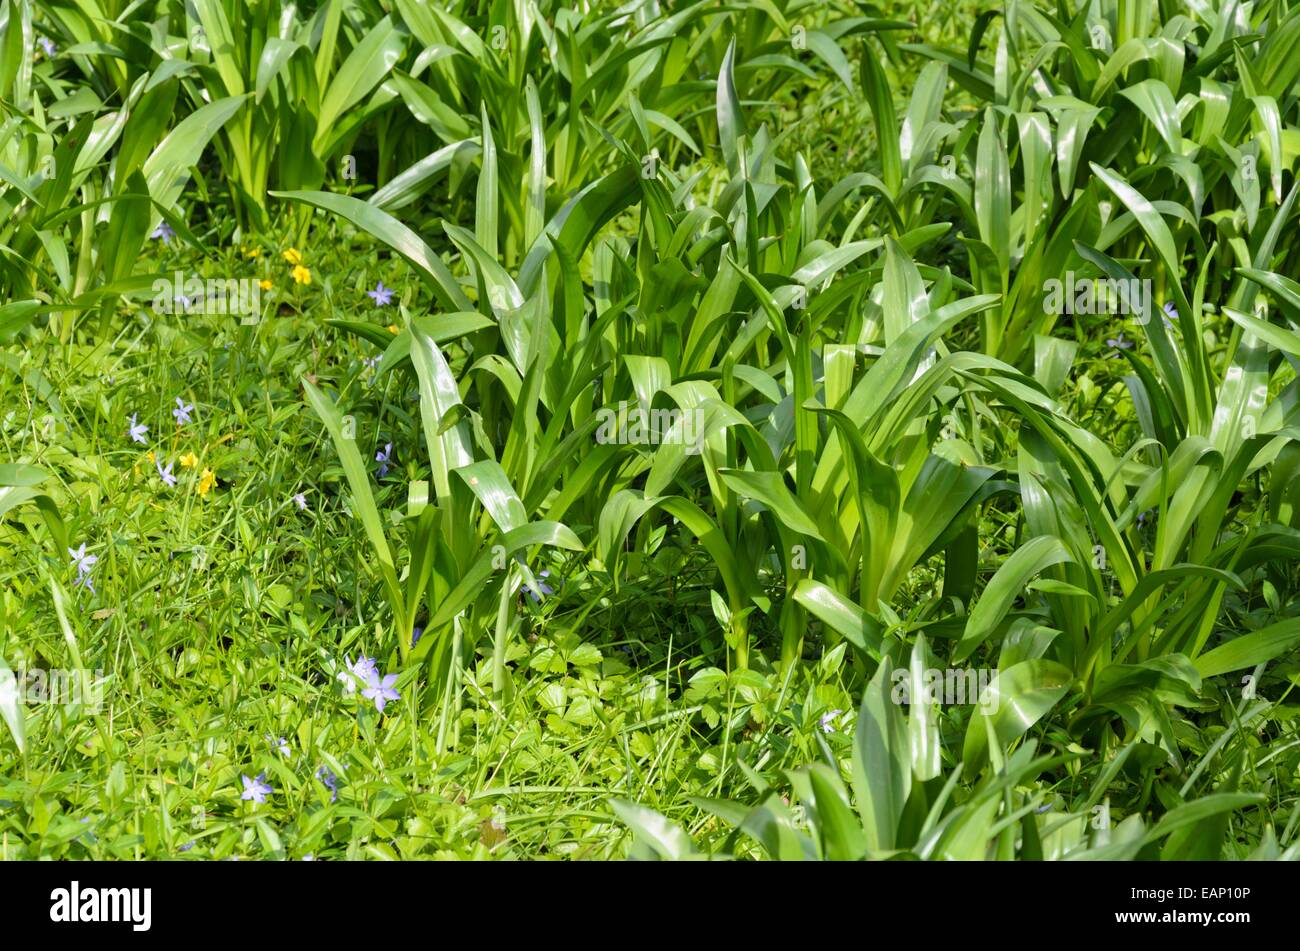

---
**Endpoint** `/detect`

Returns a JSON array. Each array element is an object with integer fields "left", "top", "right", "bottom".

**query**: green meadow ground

[{"left": 3, "top": 0, "right": 1300, "bottom": 860}]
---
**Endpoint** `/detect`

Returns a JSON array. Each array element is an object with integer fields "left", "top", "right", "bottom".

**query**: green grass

[
  {"left": 0, "top": 225, "right": 842, "bottom": 859},
  {"left": 3, "top": 0, "right": 1300, "bottom": 860}
]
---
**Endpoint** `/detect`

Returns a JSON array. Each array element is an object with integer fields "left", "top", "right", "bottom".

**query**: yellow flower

[
  {"left": 283, "top": 248, "right": 303, "bottom": 266},
  {"left": 146, "top": 450, "right": 156, "bottom": 464},
  {"left": 291, "top": 265, "right": 312, "bottom": 285},
  {"left": 387, "top": 324, "right": 399, "bottom": 334},
  {"left": 244, "top": 246, "right": 262, "bottom": 258},
  {"left": 259, "top": 279, "right": 273, "bottom": 290},
  {"left": 179, "top": 452, "right": 198, "bottom": 469},
  {"left": 197, "top": 468, "right": 216, "bottom": 497}
]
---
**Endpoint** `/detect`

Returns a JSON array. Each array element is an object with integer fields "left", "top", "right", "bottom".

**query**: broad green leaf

[
  {"left": 1195, "top": 617, "right": 1300, "bottom": 678},
  {"left": 962, "top": 659, "right": 1072, "bottom": 776},
  {"left": 954, "top": 536, "right": 1073, "bottom": 662},
  {"left": 143, "top": 95, "right": 248, "bottom": 213},
  {"left": 792, "top": 579, "right": 883, "bottom": 656},
  {"left": 851, "top": 659, "right": 910, "bottom": 852}
]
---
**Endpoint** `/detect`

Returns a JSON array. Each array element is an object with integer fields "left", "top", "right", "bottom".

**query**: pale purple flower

[
  {"left": 69, "top": 543, "right": 97, "bottom": 576},
  {"left": 69, "top": 543, "right": 97, "bottom": 593},
  {"left": 316, "top": 767, "right": 340, "bottom": 803},
  {"left": 367, "top": 282, "right": 394, "bottom": 306},
  {"left": 362, "top": 354, "right": 382, "bottom": 372},
  {"left": 151, "top": 221, "right": 175, "bottom": 243},
  {"left": 268, "top": 735, "right": 290, "bottom": 758},
  {"left": 172, "top": 397, "right": 193, "bottom": 425},
  {"left": 337, "top": 655, "right": 378, "bottom": 695},
  {"left": 156, "top": 457, "right": 176, "bottom": 487},
  {"left": 240, "top": 773, "right": 273, "bottom": 804},
  {"left": 356, "top": 657, "right": 379, "bottom": 681},
  {"left": 375, "top": 442, "right": 392, "bottom": 478},
  {"left": 292, "top": 492, "right": 308, "bottom": 511},
  {"left": 39, "top": 37, "right": 56, "bottom": 57},
  {"left": 361, "top": 672, "right": 400, "bottom": 712},
  {"left": 127, "top": 413, "right": 148, "bottom": 444},
  {"left": 523, "top": 569, "right": 555, "bottom": 603},
  {"left": 178, "top": 840, "right": 195, "bottom": 852},
  {"left": 411, "top": 626, "right": 423, "bottom": 648},
  {"left": 819, "top": 709, "right": 843, "bottom": 733},
  {"left": 1106, "top": 333, "right": 1132, "bottom": 350}
]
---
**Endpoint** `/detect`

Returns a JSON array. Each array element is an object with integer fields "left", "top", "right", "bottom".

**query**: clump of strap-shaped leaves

[
  {"left": 268, "top": 0, "right": 1300, "bottom": 854},
  {"left": 0, "top": 0, "right": 1295, "bottom": 856}
]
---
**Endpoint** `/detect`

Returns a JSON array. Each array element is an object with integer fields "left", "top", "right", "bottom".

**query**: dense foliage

[{"left": 2, "top": 0, "right": 1300, "bottom": 860}]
